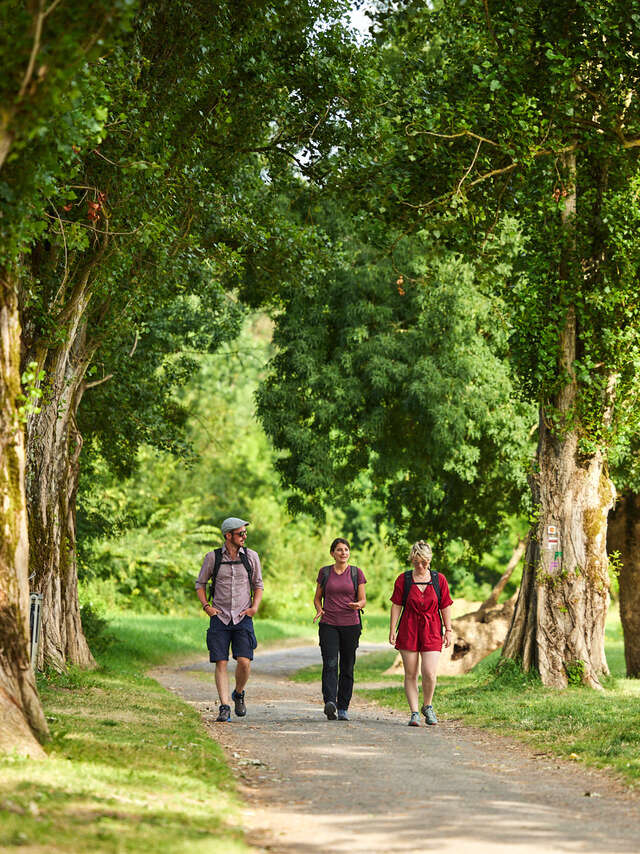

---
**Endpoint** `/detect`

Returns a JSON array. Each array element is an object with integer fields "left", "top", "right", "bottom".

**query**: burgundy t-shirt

[{"left": 316, "top": 565, "right": 367, "bottom": 627}]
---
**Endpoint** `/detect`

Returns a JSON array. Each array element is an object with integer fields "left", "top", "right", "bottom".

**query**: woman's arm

[
  {"left": 389, "top": 603, "right": 402, "bottom": 644},
  {"left": 313, "top": 582, "right": 325, "bottom": 622},
  {"left": 348, "top": 582, "right": 366, "bottom": 610},
  {"left": 441, "top": 605, "right": 453, "bottom": 647}
]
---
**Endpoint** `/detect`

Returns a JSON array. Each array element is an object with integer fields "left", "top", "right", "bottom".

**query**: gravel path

[{"left": 152, "top": 644, "right": 639, "bottom": 854}]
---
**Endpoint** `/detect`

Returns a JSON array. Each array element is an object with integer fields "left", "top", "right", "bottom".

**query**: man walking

[{"left": 195, "top": 517, "right": 264, "bottom": 722}]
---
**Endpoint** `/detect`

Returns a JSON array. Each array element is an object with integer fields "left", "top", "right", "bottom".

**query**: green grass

[
  {"left": 295, "top": 609, "right": 640, "bottom": 788},
  {"left": 0, "top": 611, "right": 316, "bottom": 853},
  {"left": 104, "top": 611, "right": 319, "bottom": 672}
]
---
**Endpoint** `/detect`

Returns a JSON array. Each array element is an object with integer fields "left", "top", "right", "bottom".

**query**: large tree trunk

[
  {"left": 24, "top": 285, "right": 96, "bottom": 671},
  {"left": 502, "top": 152, "right": 616, "bottom": 688},
  {"left": 501, "top": 417, "right": 614, "bottom": 688},
  {"left": 0, "top": 271, "right": 49, "bottom": 755},
  {"left": 607, "top": 493, "right": 640, "bottom": 678}
]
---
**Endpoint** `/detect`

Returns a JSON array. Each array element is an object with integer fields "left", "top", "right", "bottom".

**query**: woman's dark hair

[{"left": 330, "top": 537, "right": 350, "bottom": 554}]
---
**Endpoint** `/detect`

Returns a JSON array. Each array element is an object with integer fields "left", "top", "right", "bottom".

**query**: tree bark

[
  {"left": 0, "top": 270, "right": 48, "bottom": 755},
  {"left": 501, "top": 416, "right": 614, "bottom": 687},
  {"left": 24, "top": 281, "right": 96, "bottom": 671},
  {"left": 606, "top": 493, "right": 640, "bottom": 678}
]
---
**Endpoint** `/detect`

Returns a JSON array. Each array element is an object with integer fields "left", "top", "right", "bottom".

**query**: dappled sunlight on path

[{"left": 153, "top": 644, "right": 639, "bottom": 854}]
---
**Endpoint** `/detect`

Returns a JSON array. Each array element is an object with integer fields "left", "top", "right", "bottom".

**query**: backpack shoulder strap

[
  {"left": 208, "top": 549, "right": 224, "bottom": 603},
  {"left": 320, "top": 566, "right": 331, "bottom": 589},
  {"left": 395, "top": 571, "right": 414, "bottom": 632},
  {"left": 350, "top": 565, "right": 363, "bottom": 626},
  {"left": 238, "top": 549, "right": 253, "bottom": 585},
  {"left": 350, "top": 565, "right": 359, "bottom": 598},
  {"left": 430, "top": 569, "right": 445, "bottom": 635},
  {"left": 402, "top": 570, "right": 413, "bottom": 608},
  {"left": 430, "top": 569, "right": 442, "bottom": 609}
]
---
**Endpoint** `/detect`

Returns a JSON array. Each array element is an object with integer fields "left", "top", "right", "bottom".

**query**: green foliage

[
  {"left": 353, "top": 0, "right": 640, "bottom": 451},
  {"left": 77, "top": 317, "right": 410, "bottom": 614},
  {"left": 565, "top": 658, "right": 587, "bottom": 687},
  {"left": 256, "top": 204, "right": 534, "bottom": 565},
  {"left": 78, "top": 600, "right": 115, "bottom": 655},
  {"left": 16, "top": 361, "right": 44, "bottom": 423}
]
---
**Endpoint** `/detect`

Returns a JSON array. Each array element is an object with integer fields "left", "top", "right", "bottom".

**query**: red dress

[{"left": 391, "top": 572, "right": 453, "bottom": 652}]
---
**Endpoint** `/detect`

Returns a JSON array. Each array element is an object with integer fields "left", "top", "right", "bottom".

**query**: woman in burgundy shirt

[
  {"left": 389, "top": 540, "right": 453, "bottom": 726},
  {"left": 313, "top": 538, "right": 366, "bottom": 721}
]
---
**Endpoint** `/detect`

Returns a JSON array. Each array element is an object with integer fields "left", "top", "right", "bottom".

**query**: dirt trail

[{"left": 152, "top": 644, "right": 639, "bottom": 854}]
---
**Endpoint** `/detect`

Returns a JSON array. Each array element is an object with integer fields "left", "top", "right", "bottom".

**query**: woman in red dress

[{"left": 389, "top": 540, "right": 453, "bottom": 726}]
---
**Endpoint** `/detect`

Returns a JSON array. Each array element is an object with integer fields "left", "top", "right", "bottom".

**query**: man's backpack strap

[
  {"left": 207, "top": 548, "right": 224, "bottom": 603},
  {"left": 238, "top": 549, "right": 254, "bottom": 601},
  {"left": 208, "top": 548, "right": 254, "bottom": 603}
]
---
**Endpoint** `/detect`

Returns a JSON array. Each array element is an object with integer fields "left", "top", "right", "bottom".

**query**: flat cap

[{"left": 221, "top": 517, "right": 250, "bottom": 535}]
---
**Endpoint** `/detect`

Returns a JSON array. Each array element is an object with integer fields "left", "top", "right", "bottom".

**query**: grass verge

[
  {"left": 294, "top": 610, "right": 640, "bottom": 788},
  {"left": 0, "top": 612, "right": 315, "bottom": 853}
]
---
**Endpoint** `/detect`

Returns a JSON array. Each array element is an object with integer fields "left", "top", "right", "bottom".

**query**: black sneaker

[
  {"left": 216, "top": 703, "right": 231, "bottom": 722},
  {"left": 232, "top": 689, "right": 246, "bottom": 717},
  {"left": 324, "top": 700, "right": 337, "bottom": 720}
]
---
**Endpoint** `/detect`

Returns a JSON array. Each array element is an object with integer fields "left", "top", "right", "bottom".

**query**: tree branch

[
  {"left": 83, "top": 373, "right": 114, "bottom": 391},
  {"left": 18, "top": 0, "right": 45, "bottom": 100}
]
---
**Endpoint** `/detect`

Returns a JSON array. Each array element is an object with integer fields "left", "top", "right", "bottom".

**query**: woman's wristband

[
  {"left": 444, "top": 626, "right": 452, "bottom": 631},
  {"left": 203, "top": 603, "right": 211, "bottom": 611}
]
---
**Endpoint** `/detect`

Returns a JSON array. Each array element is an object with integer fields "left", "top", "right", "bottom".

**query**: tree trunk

[
  {"left": 502, "top": 152, "right": 616, "bottom": 688},
  {"left": 24, "top": 290, "right": 96, "bottom": 671},
  {"left": 501, "top": 416, "right": 614, "bottom": 688},
  {"left": 0, "top": 270, "right": 49, "bottom": 755},
  {"left": 607, "top": 493, "right": 640, "bottom": 678}
]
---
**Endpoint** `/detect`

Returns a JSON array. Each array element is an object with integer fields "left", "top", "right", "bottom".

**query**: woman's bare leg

[
  {"left": 400, "top": 650, "right": 420, "bottom": 712},
  {"left": 420, "top": 651, "right": 440, "bottom": 707}
]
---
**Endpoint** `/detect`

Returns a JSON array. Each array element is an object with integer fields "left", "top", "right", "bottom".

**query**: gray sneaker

[
  {"left": 408, "top": 711, "right": 421, "bottom": 727},
  {"left": 337, "top": 709, "right": 349, "bottom": 721},
  {"left": 421, "top": 704, "right": 438, "bottom": 725}
]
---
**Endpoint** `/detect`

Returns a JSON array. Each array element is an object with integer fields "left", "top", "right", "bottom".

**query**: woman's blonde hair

[{"left": 409, "top": 540, "right": 433, "bottom": 563}]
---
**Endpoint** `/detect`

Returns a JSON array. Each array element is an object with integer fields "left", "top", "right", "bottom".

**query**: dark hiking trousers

[{"left": 318, "top": 623, "right": 361, "bottom": 710}]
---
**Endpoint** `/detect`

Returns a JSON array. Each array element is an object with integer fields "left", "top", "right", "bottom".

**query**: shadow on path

[{"left": 153, "top": 643, "right": 639, "bottom": 854}]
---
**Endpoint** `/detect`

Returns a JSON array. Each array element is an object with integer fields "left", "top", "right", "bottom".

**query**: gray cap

[{"left": 221, "top": 517, "right": 250, "bottom": 535}]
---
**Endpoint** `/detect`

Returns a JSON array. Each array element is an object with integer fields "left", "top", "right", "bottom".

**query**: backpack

[
  {"left": 320, "top": 565, "right": 363, "bottom": 626},
  {"left": 397, "top": 569, "right": 444, "bottom": 635},
  {"left": 207, "top": 548, "right": 254, "bottom": 604}
]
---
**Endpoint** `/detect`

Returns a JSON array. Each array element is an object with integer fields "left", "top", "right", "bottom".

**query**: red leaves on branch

[
  {"left": 87, "top": 192, "right": 107, "bottom": 224},
  {"left": 396, "top": 275, "right": 405, "bottom": 296}
]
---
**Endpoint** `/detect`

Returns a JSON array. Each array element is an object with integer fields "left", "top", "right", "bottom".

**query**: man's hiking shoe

[
  {"left": 216, "top": 703, "right": 231, "bottom": 722},
  {"left": 421, "top": 704, "right": 438, "bottom": 725},
  {"left": 408, "top": 711, "right": 421, "bottom": 727},
  {"left": 232, "top": 689, "right": 246, "bottom": 717},
  {"left": 337, "top": 709, "right": 349, "bottom": 721},
  {"left": 324, "top": 700, "right": 337, "bottom": 720}
]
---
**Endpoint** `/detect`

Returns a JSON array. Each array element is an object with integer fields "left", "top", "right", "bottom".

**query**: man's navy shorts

[{"left": 206, "top": 615, "right": 258, "bottom": 662}]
